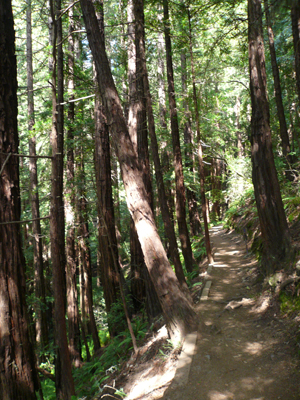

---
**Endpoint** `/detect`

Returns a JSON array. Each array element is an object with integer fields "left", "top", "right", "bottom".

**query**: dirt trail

[{"left": 163, "top": 225, "right": 300, "bottom": 400}]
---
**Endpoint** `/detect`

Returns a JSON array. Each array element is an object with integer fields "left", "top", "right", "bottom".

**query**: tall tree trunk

[
  {"left": 26, "top": 0, "right": 48, "bottom": 361},
  {"left": 0, "top": 3, "right": 39, "bottom": 398},
  {"left": 291, "top": 0, "right": 300, "bottom": 107},
  {"left": 136, "top": 1, "right": 187, "bottom": 289},
  {"left": 133, "top": 0, "right": 162, "bottom": 318},
  {"left": 93, "top": 0, "right": 126, "bottom": 336},
  {"left": 79, "top": 0, "right": 197, "bottom": 342},
  {"left": 49, "top": 0, "right": 75, "bottom": 397},
  {"left": 187, "top": 7, "right": 213, "bottom": 265},
  {"left": 157, "top": 17, "right": 176, "bottom": 231},
  {"left": 127, "top": 0, "right": 146, "bottom": 313},
  {"left": 65, "top": 2, "right": 81, "bottom": 367},
  {"left": 77, "top": 149, "right": 100, "bottom": 351},
  {"left": 181, "top": 50, "right": 202, "bottom": 237},
  {"left": 94, "top": 95, "right": 123, "bottom": 334},
  {"left": 248, "top": 0, "right": 293, "bottom": 274},
  {"left": 211, "top": 158, "right": 221, "bottom": 222},
  {"left": 264, "top": 0, "right": 291, "bottom": 162},
  {"left": 163, "top": 0, "right": 195, "bottom": 272},
  {"left": 235, "top": 96, "right": 243, "bottom": 157}
]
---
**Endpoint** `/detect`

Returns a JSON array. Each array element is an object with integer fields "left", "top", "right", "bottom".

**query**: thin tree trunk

[
  {"left": 79, "top": 0, "right": 197, "bottom": 342},
  {"left": 291, "top": 0, "right": 300, "bottom": 107},
  {"left": 49, "top": 0, "right": 75, "bottom": 397},
  {"left": 163, "top": 0, "right": 195, "bottom": 272},
  {"left": 235, "top": 96, "right": 243, "bottom": 157},
  {"left": 187, "top": 7, "right": 213, "bottom": 265},
  {"left": 26, "top": 0, "right": 48, "bottom": 361},
  {"left": 77, "top": 149, "right": 100, "bottom": 351},
  {"left": 0, "top": 2, "right": 39, "bottom": 398},
  {"left": 134, "top": 0, "right": 188, "bottom": 290},
  {"left": 65, "top": 2, "right": 81, "bottom": 367},
  {"left": 248, "top": 0, "right": 293, "bottom": 273},
  {"left": 157, "top": 18, "right": 175, "bottom": 231},
  {"left": 264, "top": 0, "right": 291, "bottom": 162},
  {"left": 94, "top": 96, "right": 124, "bottom": 335},
  {"left": 181, "top": 50, "right": 202, "bottom": 237}
]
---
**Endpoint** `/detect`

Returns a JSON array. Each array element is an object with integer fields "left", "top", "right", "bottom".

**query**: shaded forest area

[{"left": 1, "top": 0, "right": 300, "bottom": 399}]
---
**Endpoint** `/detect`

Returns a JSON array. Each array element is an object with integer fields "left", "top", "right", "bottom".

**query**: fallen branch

[{"left": 275, "top": 276, "right": 300, "bottom": 296}]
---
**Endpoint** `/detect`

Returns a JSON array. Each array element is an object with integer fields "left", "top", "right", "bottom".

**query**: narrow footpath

[{"left": 163, "top": 226, "right": 300, "bottom": 400}]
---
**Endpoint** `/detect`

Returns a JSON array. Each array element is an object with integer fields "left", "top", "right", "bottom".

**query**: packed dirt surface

[
  {"left": 106, "top": 226, "right": 300, "bottom": 400},
  {"left": 163, "top": 226, "right": 300, "bottom": 400}
]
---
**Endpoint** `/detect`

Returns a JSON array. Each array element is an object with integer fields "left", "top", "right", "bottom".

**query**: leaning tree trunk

[
  {"left": 248, "top": 0, "right": 293, "bottom": 274},
  {"left": 133, "top": 0, "right": 162, "bottom": 318},
  {"left": 127, "top": 0, "right": 150, "bottom": 315},
  {"left": 93, "top": 0, "right": 127, "bottom": 336},
  {"left": 135, "top": 0, "right": 188, "bottom": 290},
  {"left": 26, "top": 0, "right": 48, "bottom": 361},
  {"left": 163, "top": 0, "right": 195, "bottom": 272},
  {"left": 0, "top": 2, "right": 38, "bottom": 398},
  {"left": 79, "top": 0, "right": 197, "bottom": 342}
]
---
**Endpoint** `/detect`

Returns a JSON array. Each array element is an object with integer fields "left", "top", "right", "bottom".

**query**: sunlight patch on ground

[
  {"left": 125, "top": 361, "right": 175, "bottom": 399},
  {"left": 213, "top": 263, "right": 229, "bottom": 268},
  {"left": 208, "top": 390, "right": 234, "bottom": 400},
  {"left": 243, "top": 341, "right": 263, "bottom": 355},
  {"left": 239, "top": 376, "right": 274, "bottom": 391}
]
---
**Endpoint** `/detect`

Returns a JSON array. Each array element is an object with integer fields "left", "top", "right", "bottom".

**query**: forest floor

[{"left": 102, "top": 226, "right": 300, "bottom": 400}]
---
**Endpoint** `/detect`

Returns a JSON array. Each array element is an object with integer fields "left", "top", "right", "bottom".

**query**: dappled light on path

[{"left": 162, "top": 226, "right": 300, "bottom": 400}]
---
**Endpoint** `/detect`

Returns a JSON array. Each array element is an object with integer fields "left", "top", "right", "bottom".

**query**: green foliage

[
  {"left": 226, "top": 156, "right": 253, "bottom": 204},
  {"left": 185, "top": 269, "right": 199, "bottom": 287},
  {"left": 191, "top": 236, "right": 206, "bottom": 261},
  {"left": 73, "top": 315, "right": 148, "bottom": 399},
  {"left": 279, "top": 291, "right": 300, "bottom": 316}
]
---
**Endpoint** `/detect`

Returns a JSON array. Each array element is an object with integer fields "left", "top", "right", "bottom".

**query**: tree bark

[
  {"left": 134, "top": 0, "right": 188, "bottom": 290},
  {"left": 79, "top": 0, "right": 197, "bottom": 342},
  {"left": 264, "top": 0, "right": 291, "bottom": 162},
  {"left": 187, "top": 7, "right": 213, "bottom": 265},
  {"left": 181, "top": 50, "right": 202, "bottom": 237},
  {"left": 235, "top": 96, "right": 243, "bottom": 157},
  {"left": 248, "top": 0, "right": 293, "bottom": 273},
  {"left": 163, "top": 0, "right": 195, "bottom": 272},
  {"left": 0, "top": 2, "right": 38, "bottom": 398},
  {"left": 291, "top": 0, "right": 300, "bottom": 107},
  {"left": 26, "top": 0, "right": 48, "bottom": 361},
  {"left": 76, "top": 149, "right": 100, "bottom": 351},
  {"left": 49, "top": 0, "right": 75, "bottom": 397},
  {"left": 133, "top": 0, "right": 162, "bottom": 318},
  {"left": 65, "top": 2, "right": 81, "bottom": 367},
  {"left": 127, "top": 0, "right": 147, "bottom": 313}
]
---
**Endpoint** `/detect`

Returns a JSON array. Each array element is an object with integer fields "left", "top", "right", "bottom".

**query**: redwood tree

[
  {"left": 264, "top": 0, "right": 291, "bottom": 163},
  {"left": 163, "top": 0, "right": 195, "bottom": 272},
  {"left": 79, "top": 0, "right": 197, "bottom": 342},
  {"left": 0, "top": 1, "right": 38, "bottom": 398},
  {"left": 248, "top": 0, "right": 293, "bottom": 273},
  {"left": 49, "top": 0, "right": 75, "bottom": 397},
  {"left": 26, "top": 0, "right": 48, "bottom": 360}
]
